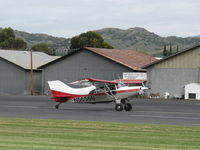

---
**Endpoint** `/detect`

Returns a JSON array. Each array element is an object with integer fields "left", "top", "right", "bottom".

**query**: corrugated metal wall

[
  {"left": 24, "top": 70, "right": 42, "bottom": 95},
  {"left": 147, "top": 68, "right": 200, "bottom": 98},
  {"left": 42, "top": 50, "right": 134, "bottom": 94},
  {"left": 0, "top": 58, "right": 42, "bottom": 95},
  {"left": 155, "top": 47, "right": 200, "bottom": 69},
  {"left": 146, "top": 46, "right": 200, "bottom": 98},
  {"left": 0, "top": 58, "right": 26, "bottom": 95}
]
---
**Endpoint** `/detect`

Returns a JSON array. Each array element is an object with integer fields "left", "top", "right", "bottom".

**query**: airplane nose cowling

[
  {"left": 139, "top": 86, "right": 148, "bottom": 95},
  {"left": 141, "top": 87, "right": 148, "bottom": 90}
]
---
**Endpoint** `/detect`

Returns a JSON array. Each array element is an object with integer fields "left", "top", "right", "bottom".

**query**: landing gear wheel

[
  {"left": 124, "top": 103, "right": 132, "bottom": 111},
  {"left": 115, "top": 104, "right": 123, "bottom": 111}
]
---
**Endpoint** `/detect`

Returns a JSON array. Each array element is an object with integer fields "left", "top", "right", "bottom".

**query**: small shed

[{"left": 185, "top": 83, "right": 200, "bottom": 100}]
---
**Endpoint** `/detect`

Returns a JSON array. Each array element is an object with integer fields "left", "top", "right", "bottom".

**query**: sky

[{"left": 0, "top": 0, "right": 200, "bottom": 38}]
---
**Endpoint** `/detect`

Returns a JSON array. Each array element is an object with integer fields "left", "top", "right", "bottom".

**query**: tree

[
  {"left": 162, "top": 44, "right": 168, "bottom": 56},
  {"left": 52, "top": 48, "right": 56, "bottom": 56},
  {"left": 0, "top": 27, "right": 15, "bottom": 43},
  {"left": 70, "top": 31, "right": 113, "bottom": 49},
  {"left": 31, "top": 43, "right": 53, "bottom": 55},
  {"left": 102, "top": 42, "right": 113, "bottom": 49},
  {"left": 0, "top": 27, "right": 27, "bottom": 50},
  {"left": 176, "top": 45, "right": 179, "bottom": 53},
  {"left": 169, "top": 43, "right": 173, "bottom": 55},
  {"left": 0, "top": 37, "right": 27, "bottom": 50}
]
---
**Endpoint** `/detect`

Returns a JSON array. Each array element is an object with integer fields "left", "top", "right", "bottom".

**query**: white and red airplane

[{"left": 48, "top": 78, "right": 148, "bottom": 111}]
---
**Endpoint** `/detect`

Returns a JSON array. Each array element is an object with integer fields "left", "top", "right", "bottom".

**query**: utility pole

[{"left": 29, "top": 48, "right": 33, "bottom": 95}]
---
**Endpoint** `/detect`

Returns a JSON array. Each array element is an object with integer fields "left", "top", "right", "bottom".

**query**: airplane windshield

[
  {"left": 118, "top": 82, "right": 127, "bottom": 88},
  {"left": 128, "top": 83, "right": 143, "bottom": 86}
]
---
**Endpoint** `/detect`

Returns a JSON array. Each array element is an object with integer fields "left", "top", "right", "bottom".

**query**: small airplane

[{"left": 48, "top": 78, "right": 148, "bottom": 111}]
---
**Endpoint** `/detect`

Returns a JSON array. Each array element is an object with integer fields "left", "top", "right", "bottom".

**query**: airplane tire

[
  {"left": 115, "top": 104, "right": 123, "bottom": 111},
  {"left": 124, "top": 103, "right": 132, "bottom": 111}
]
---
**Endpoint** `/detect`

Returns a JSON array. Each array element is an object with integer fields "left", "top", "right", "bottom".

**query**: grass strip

[{"left": 0, "top": 118, "right": 200, "bottom": 150}]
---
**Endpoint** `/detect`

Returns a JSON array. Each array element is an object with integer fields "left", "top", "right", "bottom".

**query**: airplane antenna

[
  {"left": 112, "top": 74, "right": 116, "bottom": 81},
  {"left": 117, "top": 74, "right": 122, "bottom": 82}
]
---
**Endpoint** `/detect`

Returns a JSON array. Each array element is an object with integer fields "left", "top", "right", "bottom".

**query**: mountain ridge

[
  {"left": 1, "top": 27, "right": 200, "bottom": 55},
  {"left": 95, "top": 27, "right": 200, "bottom": 54},
  {"left": 0, "top": 27, "right": 70, "bottom": 49}
]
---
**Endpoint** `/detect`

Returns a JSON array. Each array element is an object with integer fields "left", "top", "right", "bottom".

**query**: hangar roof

[
  {"left": 85, "top": 47, "right": 157, "bottom": 70},
  {"left": 39, "top": 47, "right": 157, "bottom": 71},
  {"left": 0, "top": 49, "right": 60, "bottom": 70}
]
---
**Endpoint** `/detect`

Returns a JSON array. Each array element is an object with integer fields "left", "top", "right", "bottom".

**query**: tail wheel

[
  {"left": 55, "top": 104, "right": 59, "bottom": 109},
  {"left": 124, "top": 103, "right": 132, "bottom": 111},
  {"left": 55, "top": 102, "right": 62, "bottom": 109},
  {"left": 115, "top": 104, "right": 123, "bottom": 111}
]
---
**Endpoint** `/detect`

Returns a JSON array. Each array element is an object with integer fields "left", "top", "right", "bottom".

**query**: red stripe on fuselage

[
  {"left": 50, "top": 88, "right": 140, "bottom": 102},
  {"left": 51, "top": 90, "right": 85, "bottom": 102}
]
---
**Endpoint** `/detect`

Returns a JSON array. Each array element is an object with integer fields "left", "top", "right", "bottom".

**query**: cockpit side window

[
  {"left": 118, "top": 82, "right": 127, "bottom": 88},
  {"left": 128, "top": 83, "right": 143, "bottom": 86}
]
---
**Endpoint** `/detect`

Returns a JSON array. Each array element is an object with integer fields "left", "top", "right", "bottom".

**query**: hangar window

[{"left": 189, "top": 93, "right": 196, "bottom": 99}]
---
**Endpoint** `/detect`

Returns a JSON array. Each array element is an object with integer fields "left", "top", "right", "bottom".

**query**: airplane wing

[
  {"left": 87, "top": 78, "right": 146, "bottom": 85},
  {"left": 114, "top": 79, "right": 145, "bottom": 84},
  {"left": 87, "top": 78, "right": 146, "bottom": 84},
  {"left": 69, "top": 78, "right": 145, "bottom": 86},
  {"left": 69, "top": 79, "right": 92, "bottom": 86},
  {"left": 69, "top": 78, "right": 118, "bottom": 86},
  {"left": 87, "top": 78, "right": 118, "bottom": 84}
]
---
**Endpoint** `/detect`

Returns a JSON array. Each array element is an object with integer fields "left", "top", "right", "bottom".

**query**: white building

[{"left": 185, "top": 83, "right": 200, "bottom": 100}]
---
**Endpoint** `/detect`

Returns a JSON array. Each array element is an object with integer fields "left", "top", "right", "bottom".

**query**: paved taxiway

[{"left": 0, "top": 95, "right": 200, "bottom": 126}]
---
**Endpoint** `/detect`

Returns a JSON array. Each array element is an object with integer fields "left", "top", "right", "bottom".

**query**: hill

[
  {"left": 1, "top": 27, "right": 200, "bottom": 56},
  {"left": 95, "top": 27, "right": 200, "bottom": 54},
  {"left": 14, "top": 30, "right": 70, "bottom": 49},
  {"left": 0, "top": 27, "right": 70, "bottom": 49}
]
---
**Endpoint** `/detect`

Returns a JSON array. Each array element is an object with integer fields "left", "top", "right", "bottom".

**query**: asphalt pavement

[{"left": 0, "top": 95, "right": 200, "bottom": 126}]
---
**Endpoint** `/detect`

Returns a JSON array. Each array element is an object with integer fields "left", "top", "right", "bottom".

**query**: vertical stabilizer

[
  {"left": 48, "top": 80, "right": 96, "bottom": 96},
  {"left": 48, "top": 80, "right": 73, "bottom": 93}
]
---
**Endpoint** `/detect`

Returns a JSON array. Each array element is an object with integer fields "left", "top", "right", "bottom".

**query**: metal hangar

[
  {"left": 39, "top": 47, "right": 156, "bottom": 95},
  {"left": 0, "top": 49, "right": 58, "bottom": 95},
  {"left": 143, "top": 44, "right": 200, "bottom": 99}
]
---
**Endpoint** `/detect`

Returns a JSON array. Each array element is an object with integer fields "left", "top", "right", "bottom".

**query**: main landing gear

[{"left": 115, "top": 99, "right": 132, "bottom": 111}]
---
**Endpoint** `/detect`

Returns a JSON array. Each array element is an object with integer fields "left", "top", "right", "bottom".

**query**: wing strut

[{"left": 104, "top": 83, "right": 120, "bottom": 103}]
